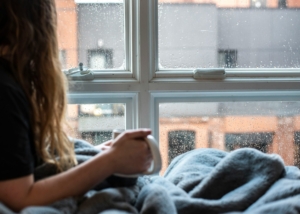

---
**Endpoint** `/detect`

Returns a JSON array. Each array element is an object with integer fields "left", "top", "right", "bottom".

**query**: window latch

[
  {"left": 64, "top": 63, "right": 94, "bottom": 80},
  {"left": 193, "top": 68, "right": 226, "bottom": 79}
]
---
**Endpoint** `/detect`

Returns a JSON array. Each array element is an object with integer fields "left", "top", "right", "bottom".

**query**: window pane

[
  {"left": 158, "top": 0, "right": 300, "bottom": 69},
  {"left": 56, "top": 0, "right": 125, "bottom": 70},
  {"left": 66, "top": 103, "right": 125, "bottom": 145},
  {"left": 159, "top": 101, "right": 300, "bottom": 173}
]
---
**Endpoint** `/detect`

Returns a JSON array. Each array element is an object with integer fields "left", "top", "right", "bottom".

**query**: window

[
  {"left": 58, "top": 0, "right": 300, "bottom": 174},
  {"left": 59, "top": 50, "right": 67, "bottom": 70},
  {"left": 218, "top": 50, "right": 237, "bottom": 68},
  {"left": 225, "top": 132, "right": 274, "bottom": 153},
  {"left": 88, "top": 49, "right": 113, "bottom": 69},
  {"left": 251, "top": 0, "right": 267, "bottom": 8},
  {"left": 294, "top": 131, "right": 300, "bottom": 168},
  {"left": 77, "top": 3, "right": 125, "bottom": 70},
  {"left": 278, "top": 0, "right": 287, "bottom": 8},
  {"left": 168, "top": 130, "right": 195, "bottom": 164}
]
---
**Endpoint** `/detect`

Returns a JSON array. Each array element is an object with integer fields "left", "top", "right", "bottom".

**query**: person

[{"left": 0, "top": 0, "right": 152, "bottom": 212}]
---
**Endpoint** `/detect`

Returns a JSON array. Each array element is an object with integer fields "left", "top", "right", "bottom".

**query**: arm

[{"left": 0, "top": 129, "right": 152, "bottom": 212}]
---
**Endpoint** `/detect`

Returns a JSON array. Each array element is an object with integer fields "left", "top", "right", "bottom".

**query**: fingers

[
  {"left": 103, "top": 140, "right": 113, "bottom": 146},
  {"left": 119, "top": 129, "right": 151, "bottom": 140},
  {"left": 94, "top": 140, "right": 113, "bottom": 151},
  {"left": 101, "top": 145, "right": 111, "bottom": 151},
  {"left": 108, "top": 129, "right": 154, "bottom": 175}
]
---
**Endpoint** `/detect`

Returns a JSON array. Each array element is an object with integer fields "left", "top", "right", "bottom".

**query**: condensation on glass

[
  {"left": 158, "top": 0, "right": 300, "bottom": 69},
  {"left": 159, "top": 101, "right": 300, "bottom": 172},
  {"left": 66, "top": 103, "right": 125, "bottom": 145},
  {"left": 56, "top": 0, "right": 125, "bottom": 70}
]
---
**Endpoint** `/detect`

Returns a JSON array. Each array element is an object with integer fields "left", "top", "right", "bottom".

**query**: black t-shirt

[{"left": 0, "top": 58, "right": 37, "bottom": 181}]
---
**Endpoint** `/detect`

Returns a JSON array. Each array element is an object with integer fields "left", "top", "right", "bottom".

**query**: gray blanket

[{"left": 1, "top": 139, "right": 300, "bottom": 214}]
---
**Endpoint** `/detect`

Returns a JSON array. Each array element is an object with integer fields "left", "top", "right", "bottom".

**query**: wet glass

[
  {"left": 159, "top": 101, "right": 300, "bottom": 173},
  {"left": 56, "top": 0, "right": 125, "bottom": 70},
  {"left": 158, "top": 0, "right": 300, "bottom": 69},
  {"left": 66, "top": 103, "right": 125, "bottom": 145}
]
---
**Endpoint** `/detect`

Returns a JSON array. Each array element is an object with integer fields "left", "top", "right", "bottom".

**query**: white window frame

[
  {"left": 75, "top": 0, "right": 138, "bottom": 79},
  {"left": 69, "top": 0, "right": 300, "bottom": 142}
]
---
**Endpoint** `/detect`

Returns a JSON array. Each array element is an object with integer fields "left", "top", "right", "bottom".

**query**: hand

[
  {"left": 108, "top": 129, "right": 153, "bottom": 175},
  {"left": 94, "top": 140, "right": 113, "bottom": 151}
]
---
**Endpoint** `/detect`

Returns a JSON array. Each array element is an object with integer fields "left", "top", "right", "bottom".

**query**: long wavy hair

[{"left": 0, "top": 0, "right": 77, "bottom": 171}]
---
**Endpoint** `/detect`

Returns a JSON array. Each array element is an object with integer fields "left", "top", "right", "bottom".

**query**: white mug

[{"left": 112, "top": 129, "right": 162, "bottom": 178}]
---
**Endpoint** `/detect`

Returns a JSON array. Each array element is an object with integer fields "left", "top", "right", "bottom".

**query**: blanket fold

[
  {"left": 156, "top": 148, "right": 286, "bottom": 214},
  {"left": 1, "top": 139, "right": 300, "bottom": 214}
]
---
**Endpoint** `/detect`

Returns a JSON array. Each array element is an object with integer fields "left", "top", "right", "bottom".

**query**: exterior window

[
  {"left": 278, "top": 0, "right": 287, "bottom": 8},
  {"left": 88, "top": 49, "right": 113, "bottom": 69},
  {"left": 294, "top": 132, "right": 300, "bottom": 168},
  {"left": 225, "top": 132, "right": 274, "bottom": 153},
  {"left": 59, "top": 50, "right": 67, "bottom": 70},
  {"left": 168, "top": 131, "right": 195, "bottom": 164},
  {"left": 218, "top": 49, "right": 237, "bottom": 68},
  {"left": 78, "top": 3, "right": 125, "bottom": 70},
  {"left": 251, "top": 0, "right": 267, "bottom": 8},
  {"left": 81, "top": 131, "right": 112, "bottom": 145}
]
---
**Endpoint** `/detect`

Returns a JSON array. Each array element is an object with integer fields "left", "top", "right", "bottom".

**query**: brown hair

[{"left": 0, "top": 0, "right": 77, "bottom": 171}]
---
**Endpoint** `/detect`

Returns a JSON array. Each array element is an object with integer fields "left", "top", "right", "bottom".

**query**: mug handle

[{"left": 114, "top": 135, "right": 162, "bottom": 178}]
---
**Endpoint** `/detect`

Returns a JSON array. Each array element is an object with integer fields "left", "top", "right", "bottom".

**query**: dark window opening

[
  {"left": 218, "top": 50, "right": 237, "bottom": 68},
  {"left": 208, "top": 131, "right": 213, "bottom": 148},
  {"left": 168, "top": 130, "right": 195, "bottom": 164},
  {"left": 294, "top": 132, "right": 300, "bottom": 168},
  {"left": 278, "top": 0, "right": 287, "bottom": 8},
  {"left": 88, "top": 49, "right": 113, "bottom": 69},
  {"left": 250, "top": 0, "right": 267, "bottom": 8},
  {"left": 59, "top": 50, "right": 67, "bottom": 70},
  {"left": 225, "top": 132, "right": 274, "bottom": 153}
]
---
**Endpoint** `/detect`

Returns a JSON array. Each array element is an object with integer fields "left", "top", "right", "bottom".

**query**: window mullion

[
  {"left": 129, "top": 0, "right": 139, "bottom": 79},
  {"left": 136, "top": 0, "right": 156, "bottom": 129},
  {"left": 124, "top": 0, "right": 130, "bottom": 71},
  {"left": 152, "top": 0, "right": 159, "bottom": 73}
]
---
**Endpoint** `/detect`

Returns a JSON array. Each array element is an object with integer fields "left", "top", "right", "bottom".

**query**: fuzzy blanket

[{"left": 1, "top": 139, "right": 300, "bottom": 214}]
